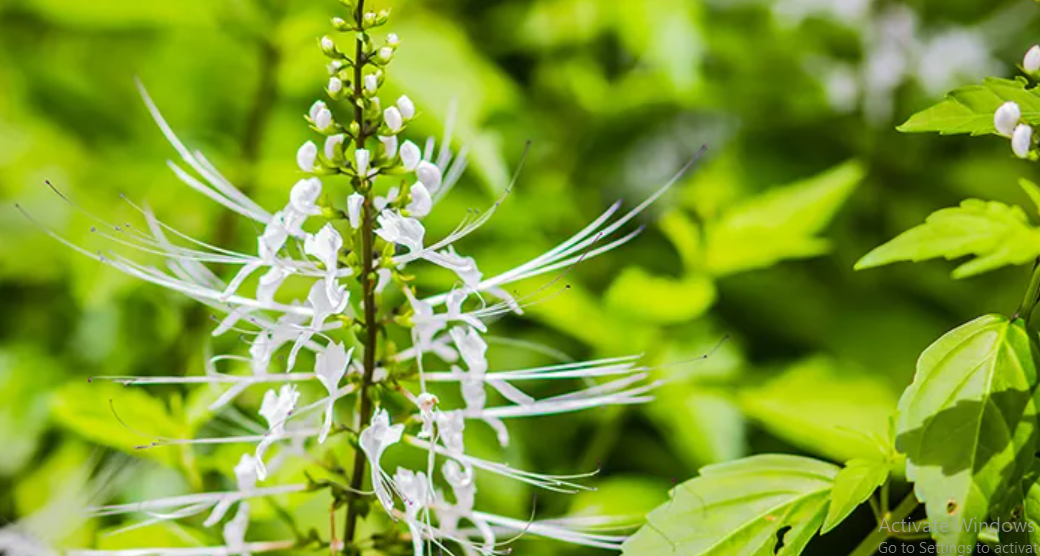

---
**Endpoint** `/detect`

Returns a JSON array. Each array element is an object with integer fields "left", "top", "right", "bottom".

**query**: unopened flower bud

[
  {"left": 378, "top": 47, "right": 394, "bottom": 63},
  {"left": 332, "top": 17, "right": 349, "bottom": 31},
  {"left": 1013, "top": 124, "right": 1033, "bottom": 159},
  {"left": 416, "top": 161, "right": 442, "bottom": 192},
  {"left": 309, "top": 100, "right": 327, "bottom": 122},
  {"left": 1025, "top": 45, "right": 1040, "bottom": 75},
  {"left": 384, "top": 106, "right": 403, "bottom": 132},
  {"left": 364, "top": 74, "right": 378, "bottom": 94},
  {"left": 408, "top": 183, "right": 432, "bottom": 217},
  {"left": 314, "top": 107, "right": 333, "bottom": 130},
  {"left": 387, "top": 33, "right": 400, "bottom": 47},
  {"left": 325, "top": 134, "right": 345, "bottom": 161},
  {"left": 400, "top": 140, "right": 421, "bottom": 171},
  {"left": 328, "top": 77, "right": 344, "bottom": 95},
  {"left": 347, "top": 193, "right": 363, "bottom": 229},
  {"left": 379, "top": 135, "right": 398, "bottom": 158},
  {"left": 297, "top": 141, "right": 318, "bottom": 172},
  {"left": 376, "top": 9, "right": 391, "bottom": 24},
  {"left": 363, "top": 12, "right": 376, "bottom": 27},
  {"left": 994, "top": 101, "right": 1021, "bottom": 137},
  {"left": 397, "top": 95, "right": 415, "bottom": 120},
  {"left": 321, "top": 36, "right": 336, "bottom": 54},
  {"left": 327, "top": 60, "right": 345, "bottom": 75},
  {"left": 355, "top": 148, "right": 371, "bottom": 177}
]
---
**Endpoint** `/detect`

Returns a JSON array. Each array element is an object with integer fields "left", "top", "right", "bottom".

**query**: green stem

[
  {"left": 1015, "top": 259, "right": 1040, "bottom": 321},
  {"left": 342, "top": 0, "right": 373, "bottom": 547},
  {"left": 849, "top": 493, "right": 920, "bottom": 556}
]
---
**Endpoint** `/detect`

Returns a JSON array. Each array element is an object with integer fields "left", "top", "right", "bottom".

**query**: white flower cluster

[
  {"left": 991, "top": 45, "right": 1040, "bottom": 161},
  {"left": 12, "top": 4, "right": 703, "bottom": 556}
]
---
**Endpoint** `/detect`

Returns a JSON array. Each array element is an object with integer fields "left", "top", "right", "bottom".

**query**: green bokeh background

[{"left": 1, "top": 0, "right": 1039, "bottom": 554}]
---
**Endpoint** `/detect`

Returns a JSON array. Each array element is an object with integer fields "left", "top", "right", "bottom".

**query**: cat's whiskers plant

[{"left": 9, "top": 0, "right": 710, "bottom": 554}]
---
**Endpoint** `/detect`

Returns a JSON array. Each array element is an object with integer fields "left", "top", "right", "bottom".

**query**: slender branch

[
  {"left": 343, "top": 0, "right": 374, "bottom": 546},
  {"left": 849, "top": 493, "right": 920, "bottom": 556},
  {"left": 1015, "top": 259, "right": 1040, "bottom": 321}
]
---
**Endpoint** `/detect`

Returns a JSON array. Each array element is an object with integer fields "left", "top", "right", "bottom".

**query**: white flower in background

[
  {"left": 328, "top": 77, "right": 344, "bottom": 95},
  {"left": 1025, "top": 44, "right": 1040, "bottom": 75},
  {"left": 415, "top": 161, "right": 442, "bottom": 192},
  {"left": 1013, "top": 124, "right": 1033, "bottom": 159},
  {"left": 355, "top": 148, "right": 371, "bottom": 177},
  {"left": 407, "top": 183, "right": 432, "bottom": 217},
  {"left": 380, "top": 134, "right": 398, "bottom": 158},
  {"left": 359, "top": 409, "right": 404, "bottom": 513},
  {"left": 995, "top": 101, "right": 1021, "bottom": 138}
]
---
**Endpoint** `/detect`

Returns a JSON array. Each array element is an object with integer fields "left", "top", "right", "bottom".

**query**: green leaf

[
  {"left": 1021, "top": 179, "right": 1040, "bottom": 218},
  {"left": 605, "top": 267, "right": 716, "bottom": 324},
  {"left": 703, "top": 161, "right": 863, "bottom": 276},
  {"left": 896, "top": 315, "right": 1039, "bottom": 549},
  {"left": 622, "top": 455, "right": 839, "bottom": 556},
  {"left": 739, "top": 356, "right": 898, "bottom": 462},
  {"left": 897, "top": 77, "right": 1040, "bottom": 136},
  {"left": 51, "top": 381, "right": 186, "bottom": 466},
  {"left": 821, "top": 458, "right": 889, "bottom": 534},
  {"left": 855, "top": 199, "right": 1040, "bottom": 278}
]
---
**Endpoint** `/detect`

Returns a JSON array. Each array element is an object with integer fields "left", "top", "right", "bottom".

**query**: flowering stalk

[{"left": 11, "top": 0, "right": 707, "bottom": 554}]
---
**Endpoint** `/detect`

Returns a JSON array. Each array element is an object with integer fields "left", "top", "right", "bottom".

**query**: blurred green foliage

[{"left": 2, "top": 0, "right": 1040, "bottom": 554}]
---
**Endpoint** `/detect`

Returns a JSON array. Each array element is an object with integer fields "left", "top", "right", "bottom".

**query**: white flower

[
  {"left": 387, "top": 33, "right": 400, "bottom": 46},
  {"left": 256, "top": 266, "right": 290, "bottom": 304},
  {"left": 304, "top": 223, "right": 343, "bottom": 302},
  {"left": 375, "top": 209, "right": 425, "bottom": 253},
  {"left": 393, "top": 468, "right": 430, "bottom": 556},
  {"left": 327, "top": 60, "right": 344, "bottom": 74},
  {"left": 379, "top": 135, "right": 398, "bottom": 158},
  {"left": 417, "top": 393, "right": 438, "bottom": 438},
  {"left": 347, "top": 193, "right": 364, "bottom": 230},
  {"left": 286, "top": 280, "right": 350, "bottom": 372},
  {"left": 314, "top": 107, "right": 333, "bottom": 130},
  {"left": 289, "top": 177, "right": 322, "bottom": 216},
  {"left": 384, "top": 106, "right": 403, "bottom": 133},
  {"left": 328, "top": 77, "right": 343, "bottom": 95},
  {"left": 397, "top": 95, "right": 415, "bottom": 120},
  {"left": 375, "top": 267, "right": 393, "bottom": 293},
  {"left": 355, "top": 148, "right": 371, "bottom": 177},
  {"left": 1013, "top": 124, "right": 1033, "bottom": 159},
  {"left": 364, "top": 74, "right": 378, "bottom": 94},
  {"left": 1026, "top": 45, "right": 1040, "bottom": 74},
  {"left": 378, "top": 46, "right": 394, "bottom": 63},
  {"left": 324, "top": 134, "right": 345, "bottom": 161},
  {"left": 416, "top": 161, "right": 442, "bottom": 192},
  {"left": 321, "top": 36, "right": 335, "bottom": 51},
  {"left": 315, "top": 342, "right": 353, "bottom": 443},
  {"left": 407, "top": 183, "right": 432, "bottom": 218},
  {"left": 399, "top": 140, "right": 421, "bottom": 171},
  {"left": 359, "top": 409, "right": 405, "bottom": 513},
  {"left": 255, "top": 385, "right": 300, "bottom": 480},
  {"left": 995, "top": 101, "right": 1021, "bottom": 137},
  {"left": 296, "top": 141, "right": 318, "bottom": 172},
  {"left": 222, "top": 502, "right": 250, "bottom": 554}
]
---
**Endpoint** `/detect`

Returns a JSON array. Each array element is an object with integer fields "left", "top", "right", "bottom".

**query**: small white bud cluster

[{"left": 994, "top": 101, "right": 1032, "bottom": 159}]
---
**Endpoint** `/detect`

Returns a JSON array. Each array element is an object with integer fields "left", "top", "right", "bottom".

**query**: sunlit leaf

[
  {"left": 821, "top": 458, "right": 889, "bottom": 533},
  {"left": 855, "top": 199, "right": 1040, "bottom": 278},
  {"left": 622, "top": 455, "right": 838, "bottom": 556},
  {"left": 896, "top": 315, "right": 1038, "bottom": 549},
  {"left": 897, "top": 77, "right": 1040, "bottom": 136}
]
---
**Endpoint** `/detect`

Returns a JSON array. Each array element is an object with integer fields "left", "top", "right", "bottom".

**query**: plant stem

[
  {"left": 849, "top": 493, "right": 919, "bottom": 556},
  {"left": 1015, "top": 259, "right": 1040, "bottom": 321},
  {"left": 343, "top": 0, "right": 373, "bottom": 547}
]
